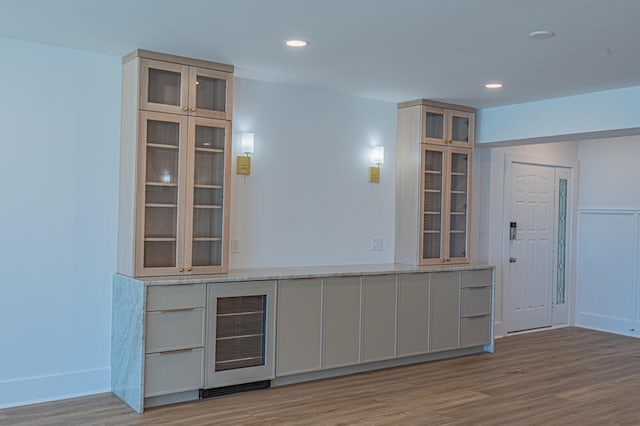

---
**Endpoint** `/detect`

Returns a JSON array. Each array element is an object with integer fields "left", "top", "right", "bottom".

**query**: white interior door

[{"left": 505, "top": 163, "right": 555, "bottom": 332}]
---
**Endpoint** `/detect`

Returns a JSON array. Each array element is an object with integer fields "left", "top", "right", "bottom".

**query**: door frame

[{"left": 501, "top": 153, "right": 577, "bottom": 335}]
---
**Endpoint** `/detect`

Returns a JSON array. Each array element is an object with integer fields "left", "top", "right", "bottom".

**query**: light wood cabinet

[
  {"left": 429, "top": 272, "right": 461, "bottom": 352},
  {"left": 323, "top": 277, "right": 361, "bottom": 368},
  {"left": 420, "top": 145, "right": 471, "bottom": 265},
  {"left": 118, "top": 50, "right": 233, "bottom": 277},
  {"left": 276, "top": 279, "right": 323, "bottom": 376},
  {"left": 397, "top": 273, "right": 430, "bottom": 357},
  {"left": 361, "top": 275, "right": 397, "bottom": 362},
  {"left": 396, "top": 99, "right": 474, "bottom": 266},
  {"left": 138, "top": 54, "right": 233, "bottom": 120},
  {"left": 421, "top": 105, "right": 474, "bottom": 148}
]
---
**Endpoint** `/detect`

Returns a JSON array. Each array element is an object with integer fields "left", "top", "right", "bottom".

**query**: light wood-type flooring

[{"left": 2, "top": 327, "right": 640, "bottom": 425}]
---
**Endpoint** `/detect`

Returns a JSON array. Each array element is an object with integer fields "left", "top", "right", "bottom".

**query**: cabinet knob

[
  {"left": 178, "top": 267, "right": 184, "bottom": 272},
  {"left": 182, "top": 106, "right": 189, "bottom": 112},
  {"left": 191, "top": 107, "right": 197, "bottom": 112},
  {"left": 187, "top": 267, "right": 192, "bottom": 272}
]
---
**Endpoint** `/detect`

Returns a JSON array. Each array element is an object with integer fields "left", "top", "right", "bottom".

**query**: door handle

[{"left": 509, "top": 257, "right": 517, "bottom": 263}]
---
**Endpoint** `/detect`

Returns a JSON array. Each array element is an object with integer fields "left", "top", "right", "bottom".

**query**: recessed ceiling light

[
  {"left": 528, "top": 30, "right": 554, "bottom": 40},
  {"left": 485, "top": 83, "right": 503, "bottom": 89},
  {"left": 285, "top": 40, "right": 309, "bottom": 48}
]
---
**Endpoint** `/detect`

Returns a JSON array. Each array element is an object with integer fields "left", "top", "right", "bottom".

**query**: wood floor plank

[{"left": 1, "top": 327, "right": 640, "bottom": 425}]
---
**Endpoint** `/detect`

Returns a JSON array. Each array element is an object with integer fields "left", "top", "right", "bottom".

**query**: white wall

[
  {"left": 575, "top": 136, "right": 640, "bottom": 336},
  {"left": 229, "top": 78, "right": 397, "bottom": 268},
  {"left": 0, "top": 38, "right": 121, "bottom": 408},
  {"left": 476, "top": 141, "right": 579, "bottom": 337},
  {"left": 578, "top": 136, "right": 640, "bottom": 209},
  {"left": 477, "top": 86, "right": 640, "bottom": 144}
]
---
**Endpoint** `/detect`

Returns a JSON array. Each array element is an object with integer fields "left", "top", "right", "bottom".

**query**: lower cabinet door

[
  {"left": 276, "top": 279, "right": 323, "bottom": 376},
  {"left": 460, "top": 316, "right": 492, "bottom": 347},
  {"left": 323, "top": 277, "right": 361, "bottom": 368},
  {"left": 144, "top": 348, "right": 204, "bottom": 397},
  {"left": 429, "top": 272, "right": 461, "bottom": 352},
  {"left": 361, "top": 275, "right": 397, "bottom": 362},
  {"left": 397, "top": 274, "right": 430, "bottom": 357}
]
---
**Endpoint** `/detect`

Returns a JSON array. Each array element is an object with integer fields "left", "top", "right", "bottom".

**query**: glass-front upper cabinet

[
  {"left": 421, "top": 146, "right": 445, "bottom": 263},
  {"left": 135, "top": 113, "right": 230, "bottom": 276},
  {"left": 447, "top": 148, "right": 470, "bottom": 264},
  {"left": 140, "top": 58, "right": 233, "bottom": 120},
  {"left": 422, "top": 106, "right": 474, "bottom": 148},
  {"left": 119, "top": 50, "right": 234, "bottom": 278},
  {"left": 420, "top": 145, "right": 470, "bottom": 265},
  {"left": 185, "top": 117, "right": 231, "bottom": 274},
  {"left": 137, "top": 111, "right": 188, "bottom": 276}
]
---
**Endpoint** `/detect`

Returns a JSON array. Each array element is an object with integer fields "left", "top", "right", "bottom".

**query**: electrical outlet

[
  {"left": 230, "top": 238, "right": 240, "bottom": 254},
  {"left": 371, "top": 237, "right": 383, "bottom": 251}
]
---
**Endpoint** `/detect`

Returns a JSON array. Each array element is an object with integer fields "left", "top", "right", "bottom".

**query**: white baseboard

[
  {"left": 501, "top": 323, "right": 572, "bottom": 338},
  {"left": 0, "top": 367, "right": 110, "bottom": 410},
  {"left": 575, "top": 321, "right": 640, "bottom": 339}
]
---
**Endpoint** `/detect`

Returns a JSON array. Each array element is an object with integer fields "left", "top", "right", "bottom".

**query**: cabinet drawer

[
  {"left": 147, "top": 284, "right": 206, "bottom": 311},
  {"left": 146, "top": 308, "right": 205, "bottom": 353},
  {"left": 461, "top": 287, "right": 492, "bottom": 317},
  {"left": 144, "top": 348, "right": 204, "bottom": 397},
  {"left": 461, "top": 270, "right": 493, "bottom": 288},
  {"left": 460, "top": 316, "right": 491, "bottom": 347}
]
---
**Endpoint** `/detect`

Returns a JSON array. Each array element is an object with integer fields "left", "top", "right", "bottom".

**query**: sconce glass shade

[
  {"left": 371, "top": 146, "right": 384, "bottom": 165},
  {"left": 241, "top": 133, "right": 255, "bottom": 154}
]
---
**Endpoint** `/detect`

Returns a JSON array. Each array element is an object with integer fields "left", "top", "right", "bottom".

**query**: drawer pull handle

[
  {"left": 158, "top": 348, "right": 196, "bottom": 355},
  {"left": 159, "top": 308, "right": 197, "bottom": 313}
]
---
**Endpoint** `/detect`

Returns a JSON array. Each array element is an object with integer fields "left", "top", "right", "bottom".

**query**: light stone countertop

[{"left": 115, "top": 263, "right": 494, "bottom": 286}]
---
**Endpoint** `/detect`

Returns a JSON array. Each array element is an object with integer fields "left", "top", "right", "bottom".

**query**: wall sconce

[
  {"left": 237, "top": 133, "right": 254, "bottom": 175},
  {"left": 369, "top": 146, "right": 384, "bottom": 183}
]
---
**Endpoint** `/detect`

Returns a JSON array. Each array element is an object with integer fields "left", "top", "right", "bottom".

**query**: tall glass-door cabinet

[
  {"left": 396, "top": 99, "right": 474, "bottom": 266},
  {"left": 119, "top": 50, "right": 233, "bottom": 277}
]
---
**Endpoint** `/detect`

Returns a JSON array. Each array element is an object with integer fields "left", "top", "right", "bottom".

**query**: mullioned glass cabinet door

[
  {"left": 140, "top": 59, "right": 190, "bottom": 115},
  {"left": 421, "top": 146, "right": 445, "bottom": 264},
  {"left": 448, "top": 110, "right": 474, "bottom": 148},
  {"left": 189, "top": 67, "right": 233, "bottom": 121},
  {"left": 447, "top": 149, "right": 470, "bottom": 263},
  {"left": 139, "top": 59, "right": 233, "bottom": 121},
  {"left": 421, "top": 107, "right": 474, "bottom": 148},
  {"left": 136, "top": 111, "right": 188, "bottom": 276},
  {"left": 184, "top": 117, "right": 231, "bottom": 274},
  {"left": 420, "top": 145, "right": 471, "bottom": 265}
]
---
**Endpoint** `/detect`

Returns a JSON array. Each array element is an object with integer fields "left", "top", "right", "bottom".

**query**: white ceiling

[{"left": 2, "top": 0, "right": 640, "bottom": 108}]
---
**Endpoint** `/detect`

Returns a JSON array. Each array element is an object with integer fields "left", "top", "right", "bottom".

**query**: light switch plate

[
  {"left": 230, "top": 238, "right": 240, "bottom": 254},
  {"left": 371, "top": 237, "right": 383, "bottom": 251}
]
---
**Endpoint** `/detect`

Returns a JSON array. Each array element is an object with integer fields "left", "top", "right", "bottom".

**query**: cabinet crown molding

[
  {"left": 123, "top": 49, "right": 234, "bottom": 73},
  {"left": 398, "top": 99, "right": 475, "bottom": 113}
]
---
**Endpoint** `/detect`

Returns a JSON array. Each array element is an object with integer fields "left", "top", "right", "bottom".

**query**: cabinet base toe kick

[
  {"left": 272, "top": 346, "right": 486, "bottom": 388},
  {"left": 200, "top": 381, "right": 271, "bottom": 399},
  {"left": 144, "top": 381, "right": 271, "bottom": 409}
]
